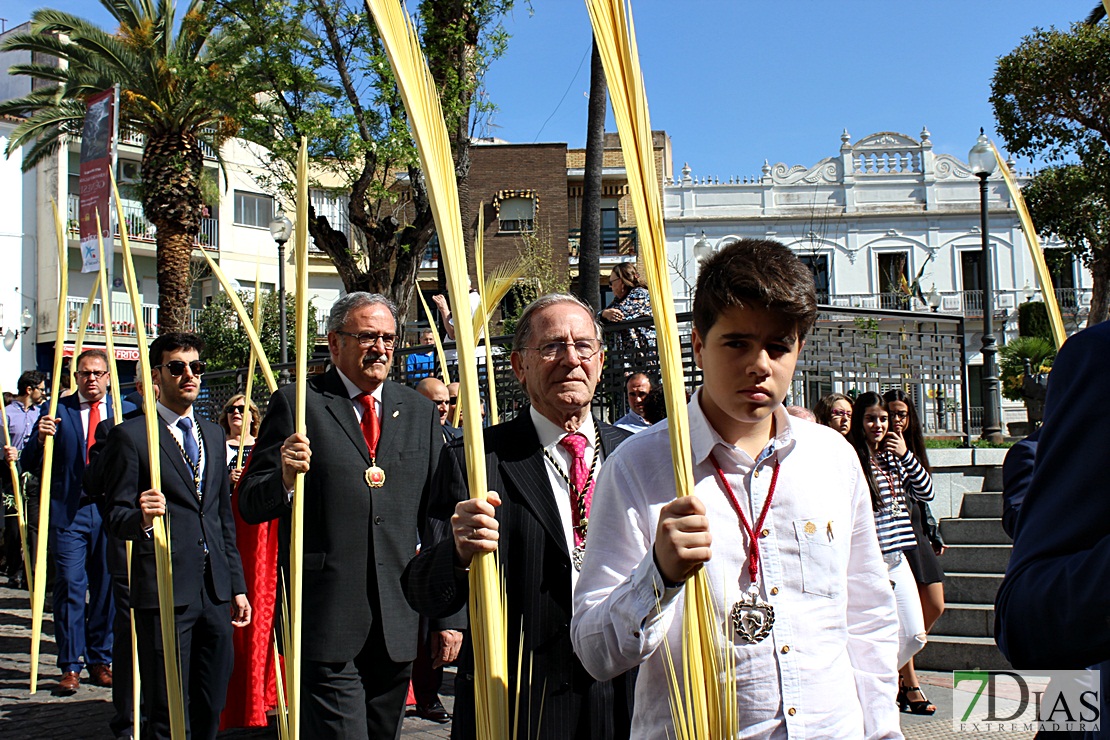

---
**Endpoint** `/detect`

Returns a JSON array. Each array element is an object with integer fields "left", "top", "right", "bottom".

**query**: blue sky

[{"left": 1, "top": 0, "right": 1092, "bottom": 176}]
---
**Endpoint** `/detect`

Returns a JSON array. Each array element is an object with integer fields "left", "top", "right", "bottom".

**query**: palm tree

[{"left": 0, "top": 0, "right": 249, "bottom": 331}]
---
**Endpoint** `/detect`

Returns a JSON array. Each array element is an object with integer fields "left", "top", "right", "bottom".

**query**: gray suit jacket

[
  {"left": 238, "top": 369, "right": 443, "bottom": 664},
  {"left": 403, "top": 411, "right": 634, "bottom": 740}
]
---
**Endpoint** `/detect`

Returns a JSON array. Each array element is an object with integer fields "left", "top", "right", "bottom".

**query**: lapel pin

[{"left": 392, "top": 410, "right": 400, "bottom": 418}]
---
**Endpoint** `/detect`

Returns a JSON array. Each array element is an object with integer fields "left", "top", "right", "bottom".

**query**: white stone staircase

[{"left": 914, "top": 450, "right": 1014, "bottom": 672}]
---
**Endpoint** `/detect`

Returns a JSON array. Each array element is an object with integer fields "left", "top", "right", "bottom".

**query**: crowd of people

[{"left": 3, "top": 235, "right": 1099, "bottom": 740}]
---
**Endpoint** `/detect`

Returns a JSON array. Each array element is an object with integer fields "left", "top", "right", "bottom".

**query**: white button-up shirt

[{"left": 572, "top": 391, "right": 901, "bottom": 739}]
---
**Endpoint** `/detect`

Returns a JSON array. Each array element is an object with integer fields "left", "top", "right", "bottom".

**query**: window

[
  {"left": 498, "top": 197, "right": 534, "bottom": 233},
  {"left": 877, "top": 251, "right": 910, "bottom": 310},
  {"left": 234, "top": 191, "right": 274, "bottom": 228},
  {"left": 798, "top": 254, "right": 830, "bottom": 303}
]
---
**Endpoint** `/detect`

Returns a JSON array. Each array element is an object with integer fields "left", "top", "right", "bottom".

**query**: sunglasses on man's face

[{"left": 154, "top": 360, "right": 207, "bottom": 377}]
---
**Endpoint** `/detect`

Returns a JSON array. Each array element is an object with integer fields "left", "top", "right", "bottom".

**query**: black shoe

[
  {"left": 900, "top": 686, "right": 937, "bottom": 715},
  {"left": 414, "top": 701, "right": 450, "bottom": 723}
]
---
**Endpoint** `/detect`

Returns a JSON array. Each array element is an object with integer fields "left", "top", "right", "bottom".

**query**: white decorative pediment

[
  {"left": 854, "top": 132, "right": 919, "bottom": 150},
  {"left": 933, "top": 154, "right": 976, "bottom": 180},
  {"left": 769, "top": 157, "right": 842, "bottom": 185}
]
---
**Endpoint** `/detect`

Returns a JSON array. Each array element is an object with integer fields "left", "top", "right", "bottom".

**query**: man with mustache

[{"left": 239, "top": 292, "right": 444, "bottom": 739}]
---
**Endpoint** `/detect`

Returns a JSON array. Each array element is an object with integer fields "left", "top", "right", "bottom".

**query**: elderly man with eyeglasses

[
  {"left": 402, "top": 293, "right": 637, "bottom": 739},
  {"left": 22, "top": 349, "right": 134, "bottom": 697},
  {"left": 239, "top": 292, "right": 444, "bottom": 739}
]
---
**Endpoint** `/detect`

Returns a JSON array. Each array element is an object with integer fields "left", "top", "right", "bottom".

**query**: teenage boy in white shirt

[{"left": 572, "top": 238, "right": 902, "bottom": 739}]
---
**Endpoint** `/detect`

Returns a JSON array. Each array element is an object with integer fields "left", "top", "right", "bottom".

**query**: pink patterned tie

[{"left": 558, "top": 432, "right": 593, "bottom": 548}]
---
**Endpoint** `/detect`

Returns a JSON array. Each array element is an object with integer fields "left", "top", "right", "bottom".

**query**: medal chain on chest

[
  {"left": 542, "top": 426, "right": 601, "bottom": 571},
  {"left": 870, "top": 453, "right": 902, "bottom": 507},
  {"left": 170, "top": 430, "right": 203, "bottom": 499},
  {"left": 709, "top": 451, "right": 780, "bottom": 644}
]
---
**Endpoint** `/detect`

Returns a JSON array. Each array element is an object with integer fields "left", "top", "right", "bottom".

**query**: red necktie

[
  {"left": 558, "top": 432, "right": 594, "bottom": 547},
  {"left": 357, "top": 394, "right": 380, "bottom": 461},
  {"left": 86, "top": 401, "right": 101, "bottom": 464}
]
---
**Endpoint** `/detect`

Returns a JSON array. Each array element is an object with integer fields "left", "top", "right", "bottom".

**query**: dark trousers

[
  {"left": 111, "top": 575, "right": 137, "bottom": 738},
  {"left": 2, "top": 471, "right": 37, "bottom": 582},
  {"left": 51, "top": 503, "right": 114, "bottom": 672},
  {"left": 410, "top": 617, "right": 443, "bottom": 707},
  {"left": 302, "top": 619, "right": 413, "bottom": 740},
  {"left": 135, "top": 568, "right": 233, "bottom": 740}
]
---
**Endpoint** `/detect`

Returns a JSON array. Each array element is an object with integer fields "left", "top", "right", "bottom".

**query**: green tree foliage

[
  {"left": 0, "top": 0, "right": 265, "bottom": 331},
  {"left": 991, "top": 21, "right": 1110, "bottom": 324},
  {"left": 195, "top": 290, "right": 314, "bottom": 372},
  {"left": 213, "top": 0, "right": 516, "bottom": 329}
]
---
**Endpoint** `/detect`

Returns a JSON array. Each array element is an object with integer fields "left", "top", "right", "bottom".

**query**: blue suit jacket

[
  {"left": 21, "top": 393, "right": 133, "bottom": 531},
  {"left": 995, "top": 321, "right": 1110, "bottom": 738}
]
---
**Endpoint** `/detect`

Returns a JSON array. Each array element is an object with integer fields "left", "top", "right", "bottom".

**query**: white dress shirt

[
  {"left": 78, "top": 393, "right": 107, "bottom": 443},
  {"left": 571, "top": 391, "right": 902, "bottom": 739},
  {"left": 335, "top": 368, "right": 384, "bottom": 425},
  {"left": 156, "top": 401, "right": 205, "bottom": 482},
  {"left": 530, "top": 406, "right": 597, "bottom": 591}
]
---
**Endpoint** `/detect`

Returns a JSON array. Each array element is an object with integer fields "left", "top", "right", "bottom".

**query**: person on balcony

[{"left": 599, "top": 263, "right": 656, "bottom": 371}]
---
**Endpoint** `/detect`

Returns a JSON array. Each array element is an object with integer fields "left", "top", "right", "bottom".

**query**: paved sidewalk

[{"left": 0, "top": 582, "right": 1035, "bottom": 738}]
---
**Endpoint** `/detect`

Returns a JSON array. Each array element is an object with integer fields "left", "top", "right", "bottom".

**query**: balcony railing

[
  {"left": 827, "top": 288, "right": 1092, "bottom": 319},
  {"left": 119, "top": 126, "right": 217, "bottom": 159},
  {"left": 66, "top": 195, "right": 217, "bottom": 250},
  {"left": 65, "top": 297, "right": 201, "bottom": 338},
  {"left": 568, "top": 226, "right": 639, "bottom": 259}
]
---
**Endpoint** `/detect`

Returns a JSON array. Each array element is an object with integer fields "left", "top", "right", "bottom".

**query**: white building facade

[{"left": 664, "top": 128, "right": 1093, "bottom": 428}]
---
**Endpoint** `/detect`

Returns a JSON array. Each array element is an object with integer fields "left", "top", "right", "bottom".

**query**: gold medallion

[{"left": 365, "top": 465, "right": 386, "bottom": 488}]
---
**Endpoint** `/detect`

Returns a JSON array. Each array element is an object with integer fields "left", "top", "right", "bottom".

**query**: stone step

[
  {"left": 916, "top": 635, "right": 1013, "bottom": 672},
  {"left": 959, "top": 492, "right": 1004, "bottom": 519},
  {"left": 943, "top": 572, "right": 1004, "bottom": 605},
  {"left": 983, "top": 467, "right": 1004, "bottom": 493},
  {"left": 933, "top": 602, "right": 995, "bottom": 638},
  {"left": 939, "top": 518, "right": 1013, "bottom": 545},
  {"left": 939, "top": 544, "right": 1012, "bottom": 574}
]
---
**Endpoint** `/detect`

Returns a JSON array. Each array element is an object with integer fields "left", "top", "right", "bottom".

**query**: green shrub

[
  {"left": 999, "top": 336, "right": 1055, "bottom": 401},
  {"left": 1018, "top": 301, "right": 1052, "bottom": 339}
]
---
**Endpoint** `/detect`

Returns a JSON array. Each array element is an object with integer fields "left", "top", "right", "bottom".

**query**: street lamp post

[
  {"left": 268, "top": 211, "right": 293, "bottom": 378},
  {"left": 968, "top": 130, "right": 1004, "bottom": 443}
]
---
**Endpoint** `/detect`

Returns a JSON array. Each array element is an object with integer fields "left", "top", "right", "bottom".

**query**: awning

[{"left": 63, "top": 345, "right": 140, "bottom": 362}]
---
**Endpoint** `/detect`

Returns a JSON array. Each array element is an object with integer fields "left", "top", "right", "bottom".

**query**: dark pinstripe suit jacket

[{"left": 403, "top": 411, "right": 635, "bottom": 740}]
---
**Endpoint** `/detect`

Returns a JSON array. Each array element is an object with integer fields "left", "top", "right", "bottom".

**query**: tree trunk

[
  {"left": 1087, "top": 252, "right": 1110, "bottom": 325},
  {"left": 142, "top": 130, "right": 204, "bottom": 333},
  {"left": 577, "top": 41, "right": 606, "bottom": 313}
]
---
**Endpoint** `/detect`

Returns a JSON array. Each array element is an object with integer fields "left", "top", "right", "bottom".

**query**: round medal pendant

[
  {"left": 572, "top": 544, "right": 585, "bottom": 571},
  {"left": 365, "top": 465, "right": 386, "bottom": 488},
  {"left": 730, "top": 587, "right": 775, "bottom": 644}
]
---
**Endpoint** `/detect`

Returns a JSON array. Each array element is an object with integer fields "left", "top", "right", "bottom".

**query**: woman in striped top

[{"left": 847, "top": 392, "right": 933, "bottom": 689}]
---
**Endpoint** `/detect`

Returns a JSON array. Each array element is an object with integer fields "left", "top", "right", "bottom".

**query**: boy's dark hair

[
  {"left": 17, "top": 370, "right": 46, "bottom": 395},
  {"left": 149, "top": 332, "right": 205, "bottom": 368},
  {"left": 692, "top": 238, "right": 818, "bottom": 339}
]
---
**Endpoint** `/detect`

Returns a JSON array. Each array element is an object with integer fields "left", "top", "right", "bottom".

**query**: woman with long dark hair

[
  {"left": 847, "top": 391, "right": 935, "bottom": 715},
  {"left": 883, "top": 389, "right": 944, "bottom": 714}
]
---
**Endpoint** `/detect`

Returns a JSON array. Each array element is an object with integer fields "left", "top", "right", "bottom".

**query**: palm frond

[{"left": 472, "top": 257, "right": 524, "bottom": 334}]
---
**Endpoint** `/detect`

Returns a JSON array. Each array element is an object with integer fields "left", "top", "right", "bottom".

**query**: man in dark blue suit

[
  {"left": 22, "top": 348, "right": 130, "bottom": 694},
  {"left": 996, "top": 320, "right": 1110, "bottom": 738}
]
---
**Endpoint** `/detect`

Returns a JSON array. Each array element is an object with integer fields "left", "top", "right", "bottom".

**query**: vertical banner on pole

[{"left": 79, "top": 89, "right": 116, "bottom": 275}]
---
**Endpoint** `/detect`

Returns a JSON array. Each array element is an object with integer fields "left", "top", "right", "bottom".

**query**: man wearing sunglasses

[
  {"left": 101, "top": 333, "right": 249, "bottom": 739},
  {"left": 22, "top": 349, "right": 131, "bottom": 697},
  {"left": 403, "top": 293, "right": 636, "bottom": 739},
  {"left": 239, "top": 292, "right": 443, "bottom": 739}
]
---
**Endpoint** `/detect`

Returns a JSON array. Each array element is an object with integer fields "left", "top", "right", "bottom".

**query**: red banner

[
  {"left": 64, "top": 345, "right": 140, "bottom": 362},
  {"left": 79, "top": 88, "right": 115, "bottom": 273}
]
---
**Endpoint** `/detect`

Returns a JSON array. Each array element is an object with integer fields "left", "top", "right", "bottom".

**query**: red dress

[{"left": 220, "top": 448, "right": 280, "bottom": 729}]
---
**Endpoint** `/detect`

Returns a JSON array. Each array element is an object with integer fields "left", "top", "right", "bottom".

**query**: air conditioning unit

[{"left": 119, "top": 160, "right": 142, "bottom": 184}]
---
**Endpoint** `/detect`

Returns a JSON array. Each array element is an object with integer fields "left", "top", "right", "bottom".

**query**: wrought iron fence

[{"left": 181, "top": 305, "right": 971, "bottom": 443}]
